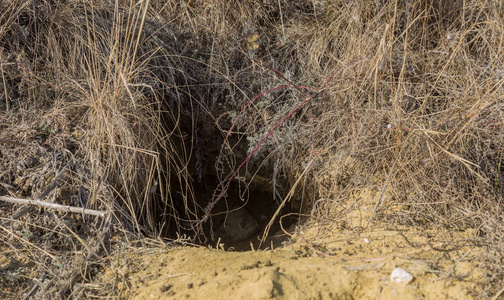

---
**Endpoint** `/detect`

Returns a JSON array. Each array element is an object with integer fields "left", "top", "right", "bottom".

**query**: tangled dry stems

[{"left": 0, "top": 0, "right": 503, "bottom": 298}]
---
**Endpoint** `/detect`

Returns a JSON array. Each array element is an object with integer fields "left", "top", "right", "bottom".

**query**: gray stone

[{"left": 390, "top": 268, "right": 414, "bottom": 285}]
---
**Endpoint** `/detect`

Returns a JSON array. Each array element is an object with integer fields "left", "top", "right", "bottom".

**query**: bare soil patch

[{"left": 97, "top": 220, "right": 484, "bottom": 299}]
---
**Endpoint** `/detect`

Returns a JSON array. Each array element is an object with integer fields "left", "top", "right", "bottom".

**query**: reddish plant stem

[
  {"left": 225, "top": 85, "right": 315, "bottom": 141},
  {"left": 201, "top": 96, "right": 313, "bottom": 224},
  {"left": 200, "top": 57, "right": 369, "bottom": 233}
]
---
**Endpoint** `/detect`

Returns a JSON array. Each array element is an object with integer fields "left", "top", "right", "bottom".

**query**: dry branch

[{"left": 0, "top": 195, "right": 108, "bottom": 217}]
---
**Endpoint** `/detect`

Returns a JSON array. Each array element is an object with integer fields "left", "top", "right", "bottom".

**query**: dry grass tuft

[{"left": 0, "top": 0, "right": 503, "bottom": 298}]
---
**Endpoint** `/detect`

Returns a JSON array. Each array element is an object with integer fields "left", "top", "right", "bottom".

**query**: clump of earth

[{"left": 214, "top": 208, "right": 261, "bottom": 243}]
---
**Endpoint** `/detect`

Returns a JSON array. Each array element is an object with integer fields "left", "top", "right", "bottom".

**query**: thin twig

[
  {"left": 367, "top": 133, "right": 413, "bottom": 227},
  {"left": 0, "top": 195, "right": 108, "bottom": 217},
  {"left": 22, "top": 272, "right": 46, "bottom": 300}
]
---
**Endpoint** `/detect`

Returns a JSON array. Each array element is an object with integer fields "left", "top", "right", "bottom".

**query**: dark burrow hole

[
  {"left": 157, "top": 127, "right": 302, "bottom": 251},
  {"left": 190, "top": 175, "right": 299, "bottom": 251},
  {"left": 155, "top": 87, "right": 306, "bottom": 251}
]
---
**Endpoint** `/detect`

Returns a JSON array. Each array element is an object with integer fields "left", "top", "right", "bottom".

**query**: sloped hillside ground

[
  {"left": 95, "top": 211, "right": 487, "bottom": 299},
  {"left": 1, "top": 0, "right": 503, "bottom": 299}
]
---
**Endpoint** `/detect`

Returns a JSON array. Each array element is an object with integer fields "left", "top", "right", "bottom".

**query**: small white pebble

[
  {"left": 390, "top": 268, "right": 413, "bottom": 284},
  {"left": 364, "top": 238, "right": 370, "bottom": 243}
]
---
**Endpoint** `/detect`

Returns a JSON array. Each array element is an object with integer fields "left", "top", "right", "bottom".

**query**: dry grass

[{"left": 0, "top": 0, "right": 503, "bottom": 298}]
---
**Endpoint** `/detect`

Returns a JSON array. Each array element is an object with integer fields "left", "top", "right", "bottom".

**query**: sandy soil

[{"left": 99, "top": 220, "right": 485, "bottom": 300}]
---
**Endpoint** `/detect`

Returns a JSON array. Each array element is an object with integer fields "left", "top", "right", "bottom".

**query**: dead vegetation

[{"left": 0, "top": 0, "right": 503, "bottom": 298}]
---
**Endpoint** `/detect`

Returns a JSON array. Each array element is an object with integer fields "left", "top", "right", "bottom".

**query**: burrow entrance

[
  {"left": 158, "top": 111, "right": 307, "bottom": 251},
  {"left": 191, "top": 174, "right": 300, "bottom": 251}
]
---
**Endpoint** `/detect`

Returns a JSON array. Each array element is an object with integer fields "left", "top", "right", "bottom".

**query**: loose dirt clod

[{"left": 215, "top": 208, "right": 260, "bottom": 243}]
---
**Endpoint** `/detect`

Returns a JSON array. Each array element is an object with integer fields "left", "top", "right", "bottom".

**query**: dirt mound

[{"left": 98, "top": 222, "right": 484, "bottom": 299}]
